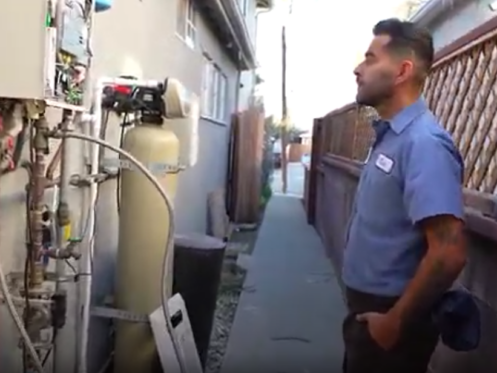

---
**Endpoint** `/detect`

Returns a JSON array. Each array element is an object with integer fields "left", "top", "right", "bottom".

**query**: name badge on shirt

[{"left": 375, "top": 154, "right": 394, "bottom": 173}]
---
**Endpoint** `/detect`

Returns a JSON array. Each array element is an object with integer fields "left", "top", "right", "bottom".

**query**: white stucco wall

[
  {"left": 92, "top": 0, "right": 241, "bottom": 236},
  {"left": 428, "top": 0, "right": 496, "bottom": 51}
]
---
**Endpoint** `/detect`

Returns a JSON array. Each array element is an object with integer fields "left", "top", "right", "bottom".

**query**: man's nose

[{"left": 353, "top": 65, "right": 360, "bottom": 77}]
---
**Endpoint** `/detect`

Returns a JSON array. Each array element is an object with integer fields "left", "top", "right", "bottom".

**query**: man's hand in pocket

[{"left": 356, "top": 312, "right": 401, "bottom": 351}]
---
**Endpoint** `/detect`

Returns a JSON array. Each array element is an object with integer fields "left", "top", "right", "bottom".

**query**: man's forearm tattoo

[
  {"left": 432, "top": 222, "right": 464, "bottom": 249},
  {"left": 408, "top": 222, "right": 465, "bottom": 317}
]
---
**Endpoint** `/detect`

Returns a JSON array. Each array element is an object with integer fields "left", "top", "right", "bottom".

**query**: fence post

[{"left": 307, "top": 117, "right": 322, "bottom": 225}]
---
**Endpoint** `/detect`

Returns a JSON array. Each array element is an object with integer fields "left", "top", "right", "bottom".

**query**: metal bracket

[
  {"left": 99, "top": 159, "right": 185, "bottom": 175},
  {"left": 90, "top": 306, "right": 149, "bottom": 323}
]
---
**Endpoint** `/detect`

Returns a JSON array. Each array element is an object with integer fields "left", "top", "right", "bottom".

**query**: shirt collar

[{"left": 373, "top": 98, "right": 428, "bottom": 135}]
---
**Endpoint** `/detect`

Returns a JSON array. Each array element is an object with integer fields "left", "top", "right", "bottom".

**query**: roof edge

[
  {"left": 256, "top": 0, "right": 274, "bottom": 10},
  {"left": 409, "top": 0, "right": 465, "bottom": 27}
]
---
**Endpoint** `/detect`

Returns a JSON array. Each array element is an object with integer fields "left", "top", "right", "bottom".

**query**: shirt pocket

[{"left": 356, "top": 159, "right": 403, "bottom": 224}]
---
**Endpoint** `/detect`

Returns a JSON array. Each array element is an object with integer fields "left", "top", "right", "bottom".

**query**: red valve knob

[{"left": 6, "top": 135, "right": 14, "bottom": 149}]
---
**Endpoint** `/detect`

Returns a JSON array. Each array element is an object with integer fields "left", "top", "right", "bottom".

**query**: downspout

[
  {"left": 235, "top": 59, "right": 242, "bottom": 112},
  {"left": 227, "top": 57, "right": 242, "bottom": 214},
  {"left": 252, "top": 7, "right": 271, "bottom": 101},
  {"left": 409, "top": 0, "right": 465, "bottom": 26}
]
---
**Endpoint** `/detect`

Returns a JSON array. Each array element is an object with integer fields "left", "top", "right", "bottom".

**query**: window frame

[
  {"left": 239, "top": 0, "right": 249, "bottom": 15},
  {"left": 201, "top": 55, "right": 228, "bottom": 123},
  {"left": 216, "top": 73, "right": 227, "bottom": 121},
  {"left": 176, "top": 0, "right": 197, "bottom": 49}
]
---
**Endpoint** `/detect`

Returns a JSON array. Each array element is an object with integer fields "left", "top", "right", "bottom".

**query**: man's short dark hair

[{"left": 373, "top": 18, "right": 434, "bottom": 79}]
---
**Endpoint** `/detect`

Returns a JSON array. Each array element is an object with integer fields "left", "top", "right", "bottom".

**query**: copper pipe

[
  {"left": 29, "top": 117, "right": 49, "bottom": 287},
  {"left": 46, "top": 143, "right": 62, "bottom": 180},
  {"left": 22, "top": 116, "right": 50, "bottom": 373}
]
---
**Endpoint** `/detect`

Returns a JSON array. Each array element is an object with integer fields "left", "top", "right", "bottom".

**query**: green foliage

[
  {"left": 260, "top": 183, "right": 273, "bottom": 207},
  {"left": 265, "top": 116, "right": 307, "bottom": 141}
]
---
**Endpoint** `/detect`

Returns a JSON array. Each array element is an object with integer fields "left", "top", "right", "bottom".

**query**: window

[
  {"left": 176, "top": 0, "right": 197, "bottom": 49},
  {"left": 238, "top": 0, "right": 249, "bottom": 14},
  {"left": 201, "top": 56, "right": 228, "bottom": 122}
]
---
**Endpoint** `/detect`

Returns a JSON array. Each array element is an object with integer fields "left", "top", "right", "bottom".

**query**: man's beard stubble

[{"left": 355, "top": 73, "right": 395, "bottom": 108}]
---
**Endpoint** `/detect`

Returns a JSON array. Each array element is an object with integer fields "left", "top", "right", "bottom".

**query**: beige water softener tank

[
  {"left": 114, "top": 78, "right": 193, "bottom": 373},
  {"left": 114, "top": 123, "right": 179, "bottom": 373}
]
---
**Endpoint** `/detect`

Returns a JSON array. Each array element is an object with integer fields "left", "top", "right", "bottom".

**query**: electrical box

[{"left": 0, "top": 0, "right": 92, "bottom": 108}]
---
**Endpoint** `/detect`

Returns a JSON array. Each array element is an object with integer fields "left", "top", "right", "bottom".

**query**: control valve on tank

[{"left": 101, "top": 77, "right": 194, "bottom": 125}]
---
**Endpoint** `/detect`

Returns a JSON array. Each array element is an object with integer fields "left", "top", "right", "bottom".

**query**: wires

[
  {"left": 0, "top": 243, "right": 45, "bottom": 373},
  {"left": 116, "top": 113, "right": 134, "bottom": 213}
]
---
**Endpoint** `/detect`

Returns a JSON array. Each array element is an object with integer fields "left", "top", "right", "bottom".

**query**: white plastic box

[
  {"left": 0, "top": 0, "right": 89, "bottom": 106},
  {"left": 0, "top": 0, "right": 55, "bottom": 100}
]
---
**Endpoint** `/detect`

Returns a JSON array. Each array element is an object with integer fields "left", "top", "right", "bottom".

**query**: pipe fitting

[
  {"left": 33, "top": 131, "right": 49, "bottom": 154},
  {"left": 44, "top": 246, "right": 81, "bottom": 260},
  {"left": 58, "top": 111, "right": 74, "bottom": 131},
  {"left": 34, "top": 116, "right": 50, "bottom": 154},
  {"left": 34, "top": 116, "right": 49, "bottom": 131},
  {"left": 29, "top": 262, "right": 45, "bottom": 288},
  {"left": 56, "top": 202, "right": 71, "bottom": 227},
  {"left": 69, "top": 172, "right": 115, "bottom": 188},
  {"left": 48, "top": 130, "right": 64, "bottom": 139}
]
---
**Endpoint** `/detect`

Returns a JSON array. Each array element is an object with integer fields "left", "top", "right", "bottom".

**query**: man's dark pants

[{"left": 342, "top": 287, "right": 439, "bottom": 373}]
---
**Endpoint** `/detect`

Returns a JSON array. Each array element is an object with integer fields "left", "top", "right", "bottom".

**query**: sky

[{"left": 256, "top": 0, "right": 410, "bottom": 129}]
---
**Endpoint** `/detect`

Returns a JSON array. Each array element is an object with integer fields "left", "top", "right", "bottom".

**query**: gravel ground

[{"left": 204, "top": 229, "right": 259, "bottom": 373}]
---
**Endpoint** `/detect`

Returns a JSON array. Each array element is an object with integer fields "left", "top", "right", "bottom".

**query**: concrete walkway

[{"left": 221, "top": 195, "right": 346, "bottom": 373}]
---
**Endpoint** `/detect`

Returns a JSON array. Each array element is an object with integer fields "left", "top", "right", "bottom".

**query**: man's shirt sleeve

[{"left": 402, "top": 134, "right": 465, "bottom": 225}]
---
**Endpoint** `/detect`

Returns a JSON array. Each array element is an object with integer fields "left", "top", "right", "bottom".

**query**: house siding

[
  {"left": 427, "top": 0, "right": 495, "bottom": 51},
  {"left": 0, "top": 0, "right": 261, "bottom": 371},
  {"left": 92, "top": 0, "right": 240, "bottom": 235}
]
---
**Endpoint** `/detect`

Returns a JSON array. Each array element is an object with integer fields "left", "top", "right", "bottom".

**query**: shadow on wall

[
  {"left": 88, "top": 179, "right": 120, "bottom": 373},
  {"left": 174, "top": 120, "right": 230, "bottom": 234}
]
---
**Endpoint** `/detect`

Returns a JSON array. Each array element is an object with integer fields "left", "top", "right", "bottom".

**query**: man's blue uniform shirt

[{"left": 342, "top": 98, "right": 465, "bottom": 296}]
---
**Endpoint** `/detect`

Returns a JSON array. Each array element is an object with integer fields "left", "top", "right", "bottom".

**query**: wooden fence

[
  {"left": 305, "top": 15, "right": 497, "bottom": 373},
  {"left": 306, "top": 15, "right": 497, "bottom": 241},
  {"left": 226, "top": 105, "right": 265, "bottom": 224}
]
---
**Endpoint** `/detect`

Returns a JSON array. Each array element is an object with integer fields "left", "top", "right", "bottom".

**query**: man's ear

[{"left": 395, "top": 59, "right": 415, "bottom": 85}]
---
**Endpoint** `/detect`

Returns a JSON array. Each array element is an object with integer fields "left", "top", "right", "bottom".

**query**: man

[{"left": 342, "top": 19, "right": 467, "bottom": 373}]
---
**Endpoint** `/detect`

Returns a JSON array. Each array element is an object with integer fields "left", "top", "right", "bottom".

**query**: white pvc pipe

[
  {"left": 98, "top": 77, "right": 162, "bottom": 89},
  {"left": 76, "top": 92, "right": 101, "bottom": 373}
]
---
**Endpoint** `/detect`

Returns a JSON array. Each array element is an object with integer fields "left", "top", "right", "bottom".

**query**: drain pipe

[
  {"left": 76, "top": 83, "right": 102, "bottom": 373},
  {"left": 75, "top": 5, "right": 96, "bottom": 371}
]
